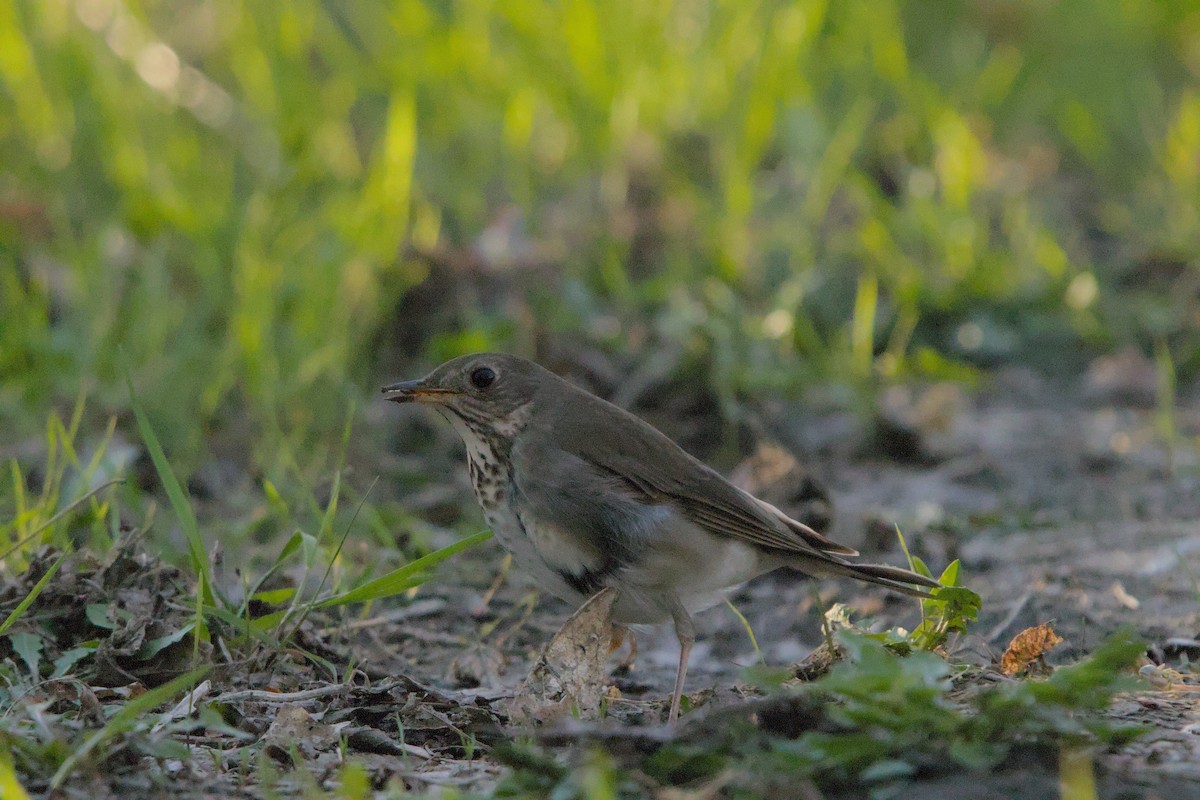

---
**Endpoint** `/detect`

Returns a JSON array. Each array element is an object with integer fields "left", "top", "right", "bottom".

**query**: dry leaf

[
  {"left": 792, "top": 639, "right": 845, "bottom": 682},
  {"left": 1001, "top": 622, "right": 1064, "bottom": 675},
  {"left": 262, "top": 704, "right": 341, "bottom": 765},
  {"left": 1139, "top": 664, "right": 1200, "bottom": 691},
  {"left": 448, "top": 641, "right": 504, "bottom": 688},
  {"left": 508, "top": 587, "right": 617, "bottom": 725},
  {"left": 1111, "top": 581, "right": 1140, "bottom": 610}
]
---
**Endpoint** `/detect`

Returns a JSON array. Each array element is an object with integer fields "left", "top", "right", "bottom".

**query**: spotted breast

[{"left": 437, "top": 405, "right": 585, "bottom": 604}]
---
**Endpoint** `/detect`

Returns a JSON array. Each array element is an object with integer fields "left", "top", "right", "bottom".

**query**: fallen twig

[{"left": 213, "top": 684, "right": 352, "bottom": 704}]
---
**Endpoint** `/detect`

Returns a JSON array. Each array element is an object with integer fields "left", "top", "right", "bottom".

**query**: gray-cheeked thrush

[{"left": 384, "top": 353, "right": 938, "bottom": 722}]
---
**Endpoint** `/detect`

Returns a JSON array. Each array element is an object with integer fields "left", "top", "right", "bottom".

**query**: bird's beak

[{"left": 381, "top": 379, "right": 458, "bottom": 404}]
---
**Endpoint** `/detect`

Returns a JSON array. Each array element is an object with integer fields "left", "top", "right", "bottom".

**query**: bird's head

[{"left": 382, "top": 353, "right": 545, "bottom": 434}]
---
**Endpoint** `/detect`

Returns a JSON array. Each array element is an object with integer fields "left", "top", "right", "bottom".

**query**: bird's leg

[
  {"left": 667, "top": 598, "right": 695, "bottom": 724},
  {"left": 472, "top": 552, "right": 513, "bottom": 618},
  {"left": 609, "top": 624, "right": 638, "bottom": 671},
  {"left": 609, "top": 623, "right": 638, "bottom": 671}
]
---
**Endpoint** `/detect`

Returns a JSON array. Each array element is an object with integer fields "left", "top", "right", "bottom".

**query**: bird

[{"left": 383, "top": 353, "right": 939, "bottom": 723}]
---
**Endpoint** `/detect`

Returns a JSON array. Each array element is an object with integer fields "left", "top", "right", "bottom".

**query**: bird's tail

[{"left": 792, "top": 553, "right": 940, "bottom": 598}]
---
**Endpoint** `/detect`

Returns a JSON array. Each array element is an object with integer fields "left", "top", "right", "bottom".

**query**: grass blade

[
  {"left": 278, "top": 475, "right": 378, "bottom": 644},
  {"left": 0, "top": 551, "right": 67, "bottom": 635},
  {"left": 725, "top": 597, "right": 763, "bottom": 665},
  {"left": 0, "top": 750, "right": 30, "bottom": 800},
  {"left": 0, "top": 479, "right": 123, "bottom": 563},
  {"left": 123, "top": 363, "right": 215, "bottom": 607},
  {"left": 49, "top": 666, "right": 211, "bottom": 789},
  {"left": 316, "top": 531, "right": 492, "bottom": 608}
]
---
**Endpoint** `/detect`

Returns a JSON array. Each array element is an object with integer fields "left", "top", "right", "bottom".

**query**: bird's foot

[{"left": 609, "top": 624, "right": 638, "bottom": 672}]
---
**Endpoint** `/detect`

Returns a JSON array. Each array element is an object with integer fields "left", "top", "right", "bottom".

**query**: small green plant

[
  {"left": 1, "top": 399, "right": 124, "bottom": 566},
  {"left": 820, "top": 533, "right": 982, "bottom": 657},
  {"left": 893, "top": 527, "right": 982, "bottom": 653},
  {"left": 504, "top": 630, "right": 1146, "bottom": 796},
  {"left": 767, "top": 629, "right": 1145, "bottom": 784},
  {"left": 48, "top": 667, "right": 212, "bottom": 790}
]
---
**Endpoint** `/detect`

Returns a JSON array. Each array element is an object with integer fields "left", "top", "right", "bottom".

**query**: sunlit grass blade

[
  {"left": 725, "top": 597, "right": 763, "bottom": 665},
  {"left": 0, "top": 479, "right": 123, "bottom": 563},
  {"left": 277, "top": 472, "right": 378, "bottom": 644},
  {"left": 851, "top": 273, "right": 879, "bottom": 379},
  {"left": 123, "top": 361, "right": 215, "bottom": 608},
  {"left": 0, "top": 750, "right": 30, "bottom": 800},
  {"left": 0, "top": 551, "right": 68, "bottom": 636},
  {"left": 316, "top": 531, "right": 492, "bottom": 608},
  {"left": 1059, "top": 747, "right": 1097, "bottom": 800}
]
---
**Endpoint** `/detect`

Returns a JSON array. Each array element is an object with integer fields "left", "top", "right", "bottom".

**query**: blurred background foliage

[{"left": 2, "top": 0, "right": 1199, "bottom": 494}]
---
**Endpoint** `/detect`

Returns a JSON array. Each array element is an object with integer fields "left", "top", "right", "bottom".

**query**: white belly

[
  {"left": 480, "top": 495, "right": 586, "bottom": 603},
  {"left": 609, "top": 521, "right": 775, "bottom": 624}
]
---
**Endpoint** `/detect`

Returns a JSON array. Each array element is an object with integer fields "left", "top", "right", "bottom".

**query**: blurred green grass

[{"left": 1, "top": 0, "right": 1198, "bottom": 512}]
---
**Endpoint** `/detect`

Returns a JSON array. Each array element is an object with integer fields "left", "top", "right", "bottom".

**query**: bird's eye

[{"left": 470, "top": 366, "right": 497, "bottom": 389}]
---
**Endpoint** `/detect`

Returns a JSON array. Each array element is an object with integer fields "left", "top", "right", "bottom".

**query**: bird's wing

[
  {"left": 586, "top": 447, "right": 857, "bottom": 556},
  {"left": 550, "top": 403, "right": 857, "bottom": 558},
  {"left": 570, "top": 439, "right": 940, "bottom": 595},
  {"left": 509, "top": 429, "right": 671, "bottom": 581},
  {"left": 536, "top": 391, "right": 940, "bottom": 595}
]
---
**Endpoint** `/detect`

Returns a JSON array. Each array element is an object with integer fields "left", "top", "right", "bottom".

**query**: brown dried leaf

[
  {"left": 1111, "top": 581, "right": 1140, "bottom": 610},
  {"left": 271, "top": 704, "right": 335, "bottom": 742},
  {"left": 448, "top": 641, "right": 504, "bottom": 689},
  {"left": 1001, "top": 623, "right": 1064, "bottom": 675},
  {"left": 262, "top": 704, "right": 341, "bottom": 765},
  {"left": 508, "top": 587, "right": 617, "bottom": 725},
  {"left": 791, "top": 639, "right": 845, "bottom": 682}
]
